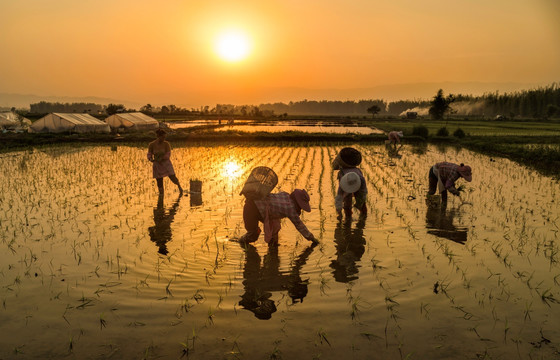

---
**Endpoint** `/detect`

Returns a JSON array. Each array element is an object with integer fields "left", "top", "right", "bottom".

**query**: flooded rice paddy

[
  {"left": 214, "top": 125, "right": 380, "bottom": 134},
  {"left": 1, "top": 143, "right": 559, "bottom": 359},
  {"left": 166, "top": 120, "right": 381, "bottom": 134}
]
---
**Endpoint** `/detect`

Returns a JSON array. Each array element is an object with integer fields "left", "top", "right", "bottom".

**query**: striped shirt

[
  {"left": 434, "top": 162, "right": 461, "bottom": 194},
  {"left": 254, "top": 192, "right": 313, "bottom": 241}
]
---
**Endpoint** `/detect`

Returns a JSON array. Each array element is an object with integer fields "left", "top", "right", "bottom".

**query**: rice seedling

[
  {"left": 99, "top": 313, "right": 107, "bottom": 330},
  {"left": 317, "top": 329, "right": 331, "bottom": 347}
]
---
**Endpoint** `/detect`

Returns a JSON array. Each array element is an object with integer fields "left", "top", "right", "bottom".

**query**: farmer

[
  {"left": 387, "top": 131, "right": 403, "bottom": 144},
  {"left": 147, "top": 129, "right": 183, "bottom": 195},
  {"left": 239, "top": 189, "right": 318, "bottom": 246},
  {"left": 428, "top": 162, "right": 472, "bottom": 203},
  {"left": 333, "top": 147, "right": 368, "bottom": 219}
]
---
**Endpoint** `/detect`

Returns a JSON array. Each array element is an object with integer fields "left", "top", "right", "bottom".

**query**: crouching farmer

[
  {"left": 387, "top": 131, "right": 403, "bottom": 144},
  {"left": 428, "top": 162, "right": 472, "bottom": 204},
  {"left": 240, "top": 189, "right": 318, "bottom": 246}
]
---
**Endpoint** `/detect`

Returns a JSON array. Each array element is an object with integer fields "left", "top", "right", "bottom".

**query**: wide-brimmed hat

[
  {"left": 291, "top": 189, "right": 311, "bottom": 212},
  {"left": 337, "top": 147, "right": 362, "bottom": 167},
  {"left": 340, "top": 172, "right": 361, "bottom": 193},
  {"left": 457, "top": 164, "right": 472, "bottom": 182}
]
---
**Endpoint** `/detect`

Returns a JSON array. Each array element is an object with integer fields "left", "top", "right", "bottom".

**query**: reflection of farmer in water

[
  {"left": 425, "top": 205, "right": 468, "bottom": 244},
  {"left": 385, "top": 141, "right": 403, "bottom": 159},
  {"left": 148, "top": 194, "right": 181, "bottom": 255},
  {"left": 239, "top": 243, "right": 317, "bottom": 320},
  {"left": 330, "top": 216, "right": 366, "bottom": 283},
  {"left": 428, "top": 162, "right": 472, "bottom": 203}
]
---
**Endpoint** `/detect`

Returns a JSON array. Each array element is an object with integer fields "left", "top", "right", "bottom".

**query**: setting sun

[{"left": 215, "top": 30, "right": 251, "bottom": 62}]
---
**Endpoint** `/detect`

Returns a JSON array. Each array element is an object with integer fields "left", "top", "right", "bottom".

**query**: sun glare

[
  {"left": 215, "top": 31, "right": 251, "bottom": 62},
  {"left": 222, "top": 160, "right": 242, "bottom": 180}
]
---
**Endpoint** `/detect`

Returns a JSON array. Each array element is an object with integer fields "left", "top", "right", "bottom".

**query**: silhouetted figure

[
  {"left": 147, "top": 129, "right": 183, "bottom": 195},
  {"left": 239, "top": 242, "right": 317, "bottom": 319},
  {"left": 387, "top": 130, "right": 403, "bottom": 145},
  {"left": 148, "top": 194, "right": 181, "bottom": 255},
  {"left": 330, "top": 216, "right": 366, "bottom": 283},
  {"left": 428, "top": 162, "right": 472, "bottom": 204},
  {"left": 332, "top": 147, "right": 368, "bottom": 220},
  {"left": 425, "top": 205, "right": 468, "bottom": 244},
  {"left": 240, "top": 189, "right": 317, "bottom": 246}
]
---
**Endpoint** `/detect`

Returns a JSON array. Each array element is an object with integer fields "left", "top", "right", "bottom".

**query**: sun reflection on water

[{"left": 221, "top": 160, "right": 242, "bottom": 180}]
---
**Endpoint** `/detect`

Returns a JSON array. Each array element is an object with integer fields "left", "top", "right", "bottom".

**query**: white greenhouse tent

[
  {"left": 0, "top": 112, "right": 18, "bottom": 128},
  {"left": 28, "top": 113, "right": 110, "bottom": 133},
  {"left": 104, "top": 112, "right": 159, "bottom": 131},
  {"left": 1, "top": 111, "right": 31, "bottom": 131}
]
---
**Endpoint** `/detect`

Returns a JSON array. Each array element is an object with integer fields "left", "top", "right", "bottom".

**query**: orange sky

[{"left": 1, "top": 0, "right": 559, "bottom": 108}]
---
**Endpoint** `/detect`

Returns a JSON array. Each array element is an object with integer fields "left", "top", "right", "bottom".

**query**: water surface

[{"left": 0, "top": 144, "right": 558, "bottom": 359}]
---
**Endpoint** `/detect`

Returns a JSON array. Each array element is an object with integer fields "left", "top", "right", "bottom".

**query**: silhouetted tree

[
  {"left": 105, "top": 103, "right": 126, "bottom": 115},
  {"left": 367, "top": 105, "right": 381, "bottom": 118},
  {"left": 429, "top": 89, "right": 454, "bottom": 120},
  {"left": 546, "top": 104, "right": 559, "bottom": 118},
  {"left": 141, "top": 104, "right": 153, "bottom": 113}
]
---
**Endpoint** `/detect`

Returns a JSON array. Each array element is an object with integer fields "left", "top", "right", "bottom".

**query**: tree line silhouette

[
  {"left": 27, "top": 83, "right": 559, "bottom": 119},
  {"left": 259, "top": 84, "right": 560, "bottom": 118},
  {"left": 29, "top": 101, "right": 104, "bottom": 114}
]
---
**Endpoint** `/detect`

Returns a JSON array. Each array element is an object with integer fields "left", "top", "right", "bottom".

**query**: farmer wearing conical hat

[
  {"left": 428, "top": 162, "right": 472, "bottom": 203},
  {"left": 332, "top": 147, "right": 368, "bottom": 219},
  {"left": 240, "top": 189, "right": 318, "bottom": 246}
]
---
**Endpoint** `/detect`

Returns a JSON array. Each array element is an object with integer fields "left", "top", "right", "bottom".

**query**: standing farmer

[
  {"left": 428, "top": 162, "right": 472, "bottom": 203},
  {"left": 147, "top": 129, "right": 183, "bottom": 195}
]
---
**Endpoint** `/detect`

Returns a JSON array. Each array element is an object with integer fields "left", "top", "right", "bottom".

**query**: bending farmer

[
  {"left": 240, "top": 189, "right": 318, "bottom": 246},
  {"left": 428, "top": 162, "right": 472, "bottom": 203}
]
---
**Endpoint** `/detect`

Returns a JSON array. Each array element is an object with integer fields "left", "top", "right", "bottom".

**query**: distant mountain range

[{"left": 0, "top": 81, "right": 551, "bottom": 110}]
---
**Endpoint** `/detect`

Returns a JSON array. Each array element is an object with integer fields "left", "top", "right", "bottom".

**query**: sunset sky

[{"left": 1, "top": 0, "right": 559, "bottom": 108}]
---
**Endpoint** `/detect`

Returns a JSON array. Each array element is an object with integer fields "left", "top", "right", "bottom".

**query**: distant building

[{"left": 406, "top": 112, "right": 418, "bottom": 119}]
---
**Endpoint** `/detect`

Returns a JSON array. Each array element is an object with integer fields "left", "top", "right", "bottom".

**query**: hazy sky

[{"left": 1, "top": 0, "right": 559, "bottom": 107}]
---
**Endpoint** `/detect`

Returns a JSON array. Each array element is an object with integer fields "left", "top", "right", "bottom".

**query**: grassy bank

[{"left": 362, "top": 117, "right": 560, "bottom": 136}]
